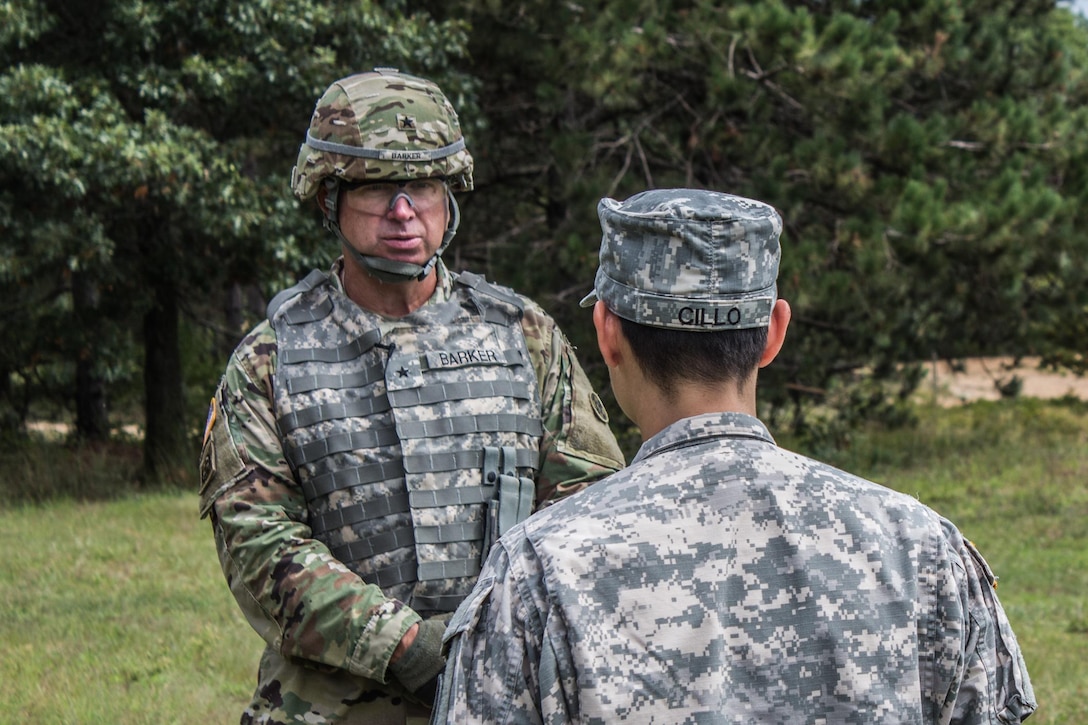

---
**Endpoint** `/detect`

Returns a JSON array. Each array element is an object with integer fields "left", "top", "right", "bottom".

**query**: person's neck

[
  {"left": 341, "top": 258, "right": 438, "bottom": 318},
  {"left": 634, "top": 380, "right": 758, "bottom": 442}
]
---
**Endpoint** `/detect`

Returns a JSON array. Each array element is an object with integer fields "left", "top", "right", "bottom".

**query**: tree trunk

[
  {"left": 75, "top": 357, "right": 110, "bottom": 440},
  {"left": 72, "top": 272, "right": 111, "bottom": 441},
  {"left": 143, "top": 278, "right": 186, "bottom": 480},
  {"left": 225, "top": 281, "right": 244, "bottom": 355},
  {"left": 0, "top": 366, "right": 22, "bottom": 433}
]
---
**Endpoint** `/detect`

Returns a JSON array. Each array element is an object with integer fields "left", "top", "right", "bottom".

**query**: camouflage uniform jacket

[
  {"left": 434, "top": 412, "right": 1037, "bottom": 725},
  {"left": 199, "top": 259, "right": 624, "bottom": 725}
]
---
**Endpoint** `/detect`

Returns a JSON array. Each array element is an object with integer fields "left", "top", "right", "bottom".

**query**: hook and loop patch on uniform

[
  {"left": 198, "top": 394, "right": 249, "bottom": 518},
  {"left": 590, "top": 392, "right": 609, "bottom": 424}
]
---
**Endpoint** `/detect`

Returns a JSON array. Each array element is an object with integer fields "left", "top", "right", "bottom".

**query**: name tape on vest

[{"left": 425, "top": 348, "right": 504, "bottom": 369}]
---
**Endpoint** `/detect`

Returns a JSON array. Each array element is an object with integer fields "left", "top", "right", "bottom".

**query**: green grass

[
  {"left": 1, "top": 396, "right": 1085, "bottom": 723},
  {"left": 0, "top": 490, "right": 261, "bottom": 724}
]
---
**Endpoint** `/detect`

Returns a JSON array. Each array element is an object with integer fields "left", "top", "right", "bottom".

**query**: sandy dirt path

[{"left": 919, "top": 356, "right": 1088, "bottom": 405}]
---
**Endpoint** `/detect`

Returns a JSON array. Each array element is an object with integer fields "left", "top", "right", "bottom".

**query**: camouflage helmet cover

[{"left": 291, "top": 67, "right": 474, "bottom": 200}]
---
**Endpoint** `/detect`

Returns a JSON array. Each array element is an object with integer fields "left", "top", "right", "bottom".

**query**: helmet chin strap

[{"left": 322, "top": 180, "right": 461, "bottom": 284}]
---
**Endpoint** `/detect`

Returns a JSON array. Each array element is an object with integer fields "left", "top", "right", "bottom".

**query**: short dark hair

[{"left": 619, "top": 317, "right": 767, "bottom": 396}]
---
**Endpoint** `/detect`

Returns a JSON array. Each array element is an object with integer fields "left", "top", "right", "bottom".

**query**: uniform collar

[{"left": 631, "top": 411, "right": 776, "bottom": 465}]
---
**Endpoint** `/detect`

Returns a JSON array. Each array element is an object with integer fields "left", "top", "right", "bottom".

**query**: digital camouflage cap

[
  {"left": 580, "top": 188, "right": 782, "bottom": 331},
  {"left": 291, "top": 67, "right": 474, "bottom": 200}
]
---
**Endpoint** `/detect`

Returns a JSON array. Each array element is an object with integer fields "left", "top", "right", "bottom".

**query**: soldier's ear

[
  {"left": 593, "top": 302, "right": 624, "bottom": 369},
  {"left": 316, "top": 184, "right": 329, "bottom": 215},
  {"left": 759, "top": 299, "right": 791, "bottom": 369}
]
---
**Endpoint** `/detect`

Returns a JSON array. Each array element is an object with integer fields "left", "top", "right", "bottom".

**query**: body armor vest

[{"left": 269, "top": 270, "right": 543, "bottom": 615}]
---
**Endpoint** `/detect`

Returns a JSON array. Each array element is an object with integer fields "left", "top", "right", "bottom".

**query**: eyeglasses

[{"left": 342, "top": 178, "right": 448, "bottom": 215}]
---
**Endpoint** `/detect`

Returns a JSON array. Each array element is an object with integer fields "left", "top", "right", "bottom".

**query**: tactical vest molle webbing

[{"left": 268, "top": 270, "right": 543, "bottom": 615}]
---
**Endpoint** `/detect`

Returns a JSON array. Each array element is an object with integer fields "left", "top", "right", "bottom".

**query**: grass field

[
  {"left": 0, "top": 491, "right": 260, "bottom": 724},
  {"left": 1, "top": 397, "right": 1086, "bottom": 723}
]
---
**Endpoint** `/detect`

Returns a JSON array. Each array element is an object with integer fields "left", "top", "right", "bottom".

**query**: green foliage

[
  {"left": 3, "top": 0, "right": 1088, "bottom": 450},
  {"left": 0, "top": 0, "right": 475, "bottom": 457},
  {"left": 436, "top": 0, "right": 1088, "bottom": 434}
]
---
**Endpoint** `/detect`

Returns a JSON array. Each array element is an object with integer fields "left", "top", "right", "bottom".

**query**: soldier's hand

[{"left": 388, "top": 617, "right": 448, "bottom": 705}]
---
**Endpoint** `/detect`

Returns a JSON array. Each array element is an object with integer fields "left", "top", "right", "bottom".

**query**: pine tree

[
  {"left": 438, "top": 0, "right": 1088, "bottom": 444},
  {"left": 0, "top": 0, "right": 474, "bottom": 475}
]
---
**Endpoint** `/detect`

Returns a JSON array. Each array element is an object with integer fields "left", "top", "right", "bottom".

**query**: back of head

[{"left": 581, "top": 188, "right": 783, "bottom": 390}]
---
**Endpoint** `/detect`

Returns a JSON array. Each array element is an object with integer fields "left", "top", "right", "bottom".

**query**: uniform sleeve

[
  {"left": 937, "top": 521, "right": 1037, "bottom": 724},
  {"left": 197, "top": 323, "right": 420, "bottom": 683},
  {"left": 520, "top": 301, "right": 625, "bottom": 506},
  {"left": 434, "top": 533, "right": 570, "bottom": 724}
]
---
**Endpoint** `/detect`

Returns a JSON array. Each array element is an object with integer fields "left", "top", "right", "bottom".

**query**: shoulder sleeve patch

[
  {"left": 201, "top": 397, "right": 217, "bottom": 448},
  {"left": 198, "top": 395, "right": 248, "bottom": 519},
  {"left": 589, "top": 391, "right": 609, "bottom": 424}
]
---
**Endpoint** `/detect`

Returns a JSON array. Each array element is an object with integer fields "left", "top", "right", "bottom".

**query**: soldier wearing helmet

[{"left": 198, "top": 69, "right": 625, "bottom": 724}]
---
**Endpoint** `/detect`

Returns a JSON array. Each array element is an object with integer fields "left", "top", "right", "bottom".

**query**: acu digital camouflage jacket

[{"left": 435, "top": 411, "right": 1036, "bottom": 725}]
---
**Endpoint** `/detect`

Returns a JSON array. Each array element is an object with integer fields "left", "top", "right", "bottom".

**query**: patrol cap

[{"left": 579, "top": 188, "right": 782, "bottom": 331}]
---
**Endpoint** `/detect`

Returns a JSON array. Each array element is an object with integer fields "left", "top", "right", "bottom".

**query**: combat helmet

[{"left": 291, "top": 67, "right": 474, "bottom": 282}]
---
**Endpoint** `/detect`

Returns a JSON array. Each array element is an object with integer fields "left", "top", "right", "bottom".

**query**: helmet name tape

[{"left": 305, "top": 131, "right": 466, "bottom": 162}]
